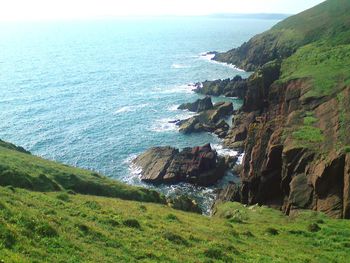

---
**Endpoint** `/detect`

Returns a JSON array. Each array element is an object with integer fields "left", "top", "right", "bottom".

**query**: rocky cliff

[{"left": 216, "top": 0, "right": 350, "bottom": 219}]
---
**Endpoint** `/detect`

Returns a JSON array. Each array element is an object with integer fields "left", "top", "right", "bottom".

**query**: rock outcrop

[
  {"left": 178, "top": 102, "right": 233, "bottom": 136},
  {"left": 194, "top": 75, "right": 247, "bottom": 98},
  {"left": 133, "top": 144, "right": 226, "bottom": 186},
  {"left": 216, "top": 61, "right": 350, "bottom": 218},
  {"left": 178, "top": 96, "right": 213, "bottom": 112},
  {"left": 211, "top": 0, "right": 350, "bottom": 218}
]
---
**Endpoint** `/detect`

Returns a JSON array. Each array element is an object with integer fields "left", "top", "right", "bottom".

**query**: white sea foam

[
  {"left": 121, "top": 154, "right": 144, "bottom": 185},
  {"left": 149, "top": 108, "right": 197, "bottom": 133},
  {"left": 199, "top": 52, "right": 245, "bottom": 72},
  {"left": 149, "top": 118, "right": 179, "bottom": 133},
  {"left": 171, "top": 63, "right": 189, "bottom": 69},
  {"left": 168, "top": 104, "right": 180, "bottom": 111},
  {"left": 237, "top": 153, "right": 245, "bottom": 164},
  {"left": 199, "top": 52, "right": 216, "bottom": 61},
  {"left": 114, "top": 103, "right": 149, "bottom": 115},
  {"left": 153, "top": 83, "right": 196, "bottom": 94},
  {"left": 212, "top": 144, "right": 238, "bottom": 157}
]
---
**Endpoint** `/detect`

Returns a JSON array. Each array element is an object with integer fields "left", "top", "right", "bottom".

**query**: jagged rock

[
  {"left": 133, "top": 147, "right": 178, "bottom": 184},
  {"left": 133, "top": 144, "right": 227, "bottom": 186},
  {"left": 224, "top": 155, "right": 238, "bottom": 169},
  {"left": 210, "top": 102, "right": 233, "bottom": 123},
  {"left": 288, "top": 174, "right": 314, "bottom": 208},
  {"left": 344, "top": 154, "right": 350, "bottom": 218},
  {"left": 178, "top": 96, "right": 213, "bottom": 112},
  {"left": 223, "top": 112, "right": 257, "bottom": 148},
  {"left": 211, "top": 1, "right": 350, "bottom": 219},
  {"left": 312, "top": 153, "right": 346, "bottom": 219},
  {"left": 178, "top": 102, "right": 233, "bottom": 134},
  {"left": 213, "top": 120, "right": 230, "bottom": 138},
  {"left": 194, "top": 76, "right": 247, "bottom": 99}
]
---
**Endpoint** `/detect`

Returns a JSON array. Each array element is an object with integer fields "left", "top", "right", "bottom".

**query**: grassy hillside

[
  {"left": 273, "top": 0, "right": 350, "bottom": 44},
  {"left": 0, "top": 140, "right": 164, "bottom": 204},
  {"left": 214, "top": 0, "right": 350, "bottom": 71},
  {"left": 279, "top": 42, "right": 350, "bottom": 98},
  {"left": 1, "top": 186, "right": 349, "bottom": 262}
]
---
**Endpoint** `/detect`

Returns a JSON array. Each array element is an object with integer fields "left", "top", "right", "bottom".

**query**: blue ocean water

[{"left": 0, "top": 17, "right": 278, "bottom": 208}]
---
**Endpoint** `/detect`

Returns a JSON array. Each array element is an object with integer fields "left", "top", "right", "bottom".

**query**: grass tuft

[
  {"left": 163, "top": 232, "right": 188, "bottom": 246},
  {"left": 308, "top": 223, "right": 321, "bottom": 232},
  {"left": 123, "top": 219, "right": 141, "bottom": 229},
  {"left": 265, "top": 227, "right": 279, "bottom": 235}
]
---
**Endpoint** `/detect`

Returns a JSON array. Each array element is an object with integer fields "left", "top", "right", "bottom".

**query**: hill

[
  {"left": 1, "top": 184, "right": 350, "bottom": 262},
  {"left": 0, "top": 140, "right": 164, "bottom": 204},
  {"left": 213, "top": 0, "right": 350, "bottom": 71},
  {"left": 1, "top": 140, "right": 348, "bottom": 261},
  {"left": 1, "top": 0, "right": 350, "bottom": 261},
  {"left": 212, "top": 0, "right": 350, "bottom": 219}
]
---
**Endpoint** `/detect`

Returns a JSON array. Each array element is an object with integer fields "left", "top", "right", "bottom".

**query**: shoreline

[{"left": 127, "top": 64, "right": 248, "bottom": 214}]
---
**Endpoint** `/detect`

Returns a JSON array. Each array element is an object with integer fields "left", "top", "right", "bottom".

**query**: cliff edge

[{"left": 216, "top": 0, "right": 350, "bottom": 219}]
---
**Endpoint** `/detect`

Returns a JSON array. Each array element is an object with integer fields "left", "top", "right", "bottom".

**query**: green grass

[
  {"left": 215, "top": 0, "right": 350, "bottom": 70},
  {"left": 292, "top": 113, "right": 324, "bottom": 144},
  {"left": 0, "top": 142, "right": 164, "bottom": 204},
  {"left": 336, "top": 92, "right": 350, "bottom": 151},
  {"left": 280, "top": 43, "right": 350, "bottom": 98},
  {"left": 273, "top": 0, "right": 350, "bottom": 45},
  {"left": 0, "top": 187, "right": 349, "bottom": 262},
  {"left": 344, "top": 146, "right": 350, "bottom": 153}
]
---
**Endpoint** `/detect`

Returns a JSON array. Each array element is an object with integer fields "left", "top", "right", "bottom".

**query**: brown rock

[
  {"left": 133, "top": 147, "right": 178, "bottom": 183},
  {"left": 133, "top": 144, "right": 226, "bottom": 186},
  {"left": 344, "top": 154, "right": 350, "bottom": 218},
  {"left": 178, "top": 102, "right": 233, "bottom": 134},
  {"left": 178, "top": 96, "right": 213, "bottom": 112}
]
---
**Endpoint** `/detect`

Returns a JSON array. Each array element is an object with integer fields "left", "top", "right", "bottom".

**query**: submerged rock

[
  {"left": 133, "top": 144, "right": 227, "bottom": 186},
  {"left": 178, "top": 96, "right": 213, "bottom": 112}
]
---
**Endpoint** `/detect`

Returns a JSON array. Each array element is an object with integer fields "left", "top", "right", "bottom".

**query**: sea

[{"left": 0, "top": 16, "right": 280, "bottom": 212}]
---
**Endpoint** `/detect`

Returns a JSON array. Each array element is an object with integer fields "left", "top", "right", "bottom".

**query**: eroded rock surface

[
  {"left": 216, "top": 61, "right": 350, "bottom": 218},
  {"left": 133, "top": 144, "right": 226, "bottom": 186},
  {"left": 178, "top": 102, "right": 233, "bottom": 135},
  {"left": 178, "top": 96, "right": 213, "bottom": 112},
  {"left": 194, "top": 75, "right": 247, "bottom": 98}
]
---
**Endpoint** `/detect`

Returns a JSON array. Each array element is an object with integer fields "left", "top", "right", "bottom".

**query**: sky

[{"left": 0, "top": 0, "right": 325, "bottom": 21}]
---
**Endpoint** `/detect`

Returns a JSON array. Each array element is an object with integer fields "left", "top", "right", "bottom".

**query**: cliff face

[
  {"left": 221, "top": 65, "right": 350, "bottom": 218},
  {"left": 237, "top": 74, "right": 349, "bottom": 218},
  {"left": 217, "top": 0, "right": 350, "bottom": 219}
]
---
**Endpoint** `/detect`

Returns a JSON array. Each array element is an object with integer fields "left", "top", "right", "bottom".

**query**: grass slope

[
  {"left": 0, "top": 186, "right": 349, "bottom": 262},
  {"left": 214, "top": 0, "right": 350, "bottom": 70},
  {"left": 280, "top": 42, "right": 350, "bottom": 98},
  {"left": 0, "top": 141, "right": 164, "bottom": 204}
]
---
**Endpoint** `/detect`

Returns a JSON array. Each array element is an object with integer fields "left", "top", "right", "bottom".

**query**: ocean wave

[
  {"left": 152, "top": 83, "right": 196, "bottom": 94},
  {"left": 199, "top": 52, "right": 245, "bottom": 72},
  {"left": 171, "top": 63, "right": 189, "bottom": 69},
  {"left": 237, "top": 153, "right": 245, "bottom": 164},
  {"left": 168, "top": 104, "right": 180, "bottom": 111},
  {"left": 121, "top": 154, "right": 144, "bottom": 185},
  {"left": 212, "top": 143, "right": 238, "bottom": 157},
  {"left": 114, "top": 103, "right": 149, "bottom": 115},
  {"left": 149, "top": 118, "right": 179, "bottom": 133}
]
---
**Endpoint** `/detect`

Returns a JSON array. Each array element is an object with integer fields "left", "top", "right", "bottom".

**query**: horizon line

[{"left": 0, "top": 12, "right": 292, "bottom": 23}]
